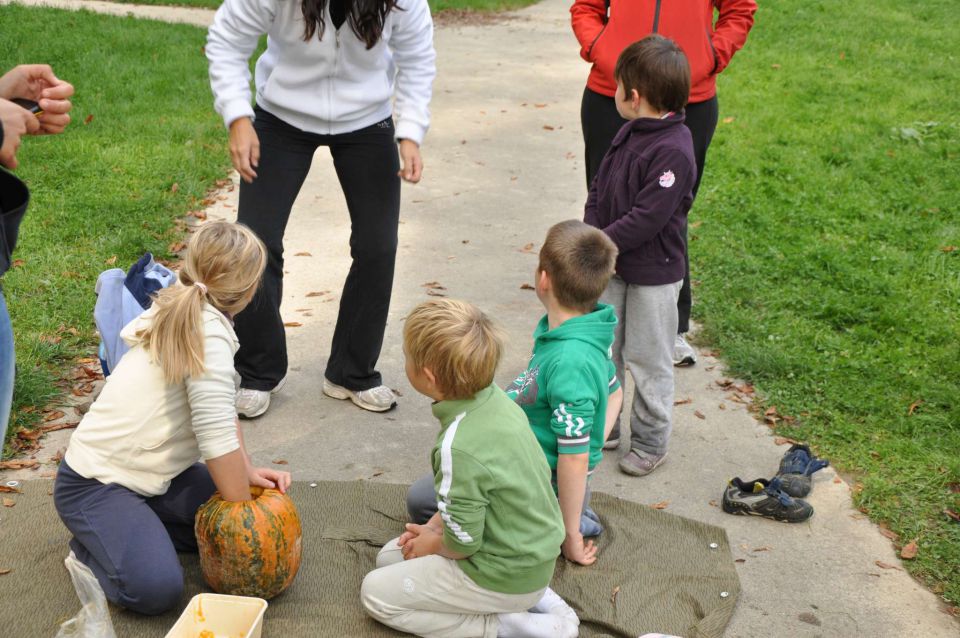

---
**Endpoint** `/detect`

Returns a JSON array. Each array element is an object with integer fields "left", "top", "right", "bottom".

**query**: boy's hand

[
  {"left": 0, "top": 65, "right": 74, "bottom": 135},
  {"left": 399, "top": 523, "right": 441, "bottom": 560},
  {"left": 398, "top": 138, "right": 423, "bottom": 183},
  {"left": 0, "top": 98, "right": 40, "bottom": 169},
  {"left": 562, "top": 531, "right": 598, "bottom": 566}
]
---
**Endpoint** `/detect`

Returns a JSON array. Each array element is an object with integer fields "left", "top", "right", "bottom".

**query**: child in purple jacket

[{"left": 584, "top": 35, "right": 696, "bottom": 478}]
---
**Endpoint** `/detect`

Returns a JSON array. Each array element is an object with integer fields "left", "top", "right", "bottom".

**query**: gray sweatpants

[{"left": 601, "top": 276, "right": 682, "bottom": 456}]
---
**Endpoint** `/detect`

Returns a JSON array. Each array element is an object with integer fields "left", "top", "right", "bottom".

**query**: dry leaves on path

[
  {"left": 875, "top": 560, "right": 901, "bottom": 571},
  {"left": 0, "top": 569, "right": 11, "bottom": 576},
  {"left": 520, "top": 283, "right": 535, "bottom": 290},
  {"left": 674, "top": 397, "right": 692, "bottom": 405},
  {"left": 0, "top": 485, "right": 21, "bottom": 494},
  {"left": 649, "top": 500, "right": 669, "bottom": 510},
  {"left": 272, "top": 459, "right": 289, "bottom": 466},
  {"left": 283, "top": 322, "right": 302, "bottom": 328},
  {"left": 294, "top": 252, "right": 312, "bottom": 257},
  {"left": 694, "top": 410, "right": 706, "bottom": 420},
  {"left": 2, "top": 498, "right": 14, "bottom": 508},
  {"left": 0, "top": 459, "right": 38, "bottom": 470}
]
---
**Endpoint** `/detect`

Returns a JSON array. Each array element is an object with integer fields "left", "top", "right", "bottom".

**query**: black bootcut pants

[
  {"left": 235, "top": 106, "right": 400, "bottom": 392},
  {"left": 581, "top": 88, "right": 719, "bottom": 334}
]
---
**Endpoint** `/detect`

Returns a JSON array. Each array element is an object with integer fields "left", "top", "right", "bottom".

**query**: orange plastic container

[{"left": 164, "top": 593, "right": 268, "bottom": 638}]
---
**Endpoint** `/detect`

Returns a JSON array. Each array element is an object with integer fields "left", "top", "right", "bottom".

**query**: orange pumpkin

[{"left": 194, "top": 487, "right": 302, "bottom": 599}]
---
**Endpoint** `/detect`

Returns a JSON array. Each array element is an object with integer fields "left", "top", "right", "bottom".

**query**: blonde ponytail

[{"left": 138, "top": 222, "right": 267, "bottom": 384}]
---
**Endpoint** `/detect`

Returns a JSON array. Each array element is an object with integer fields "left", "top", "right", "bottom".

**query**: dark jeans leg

[
  {"left": 581, "top": 87, "right": 626, "bottom": 189},
  {"left": 406, "top": 472, "right": 438, "bottom": 524},
  {"left": 146, "top": 463, "right": 216, "bottom": 552},
  {"left": 53, "top": 461, "right": 206, "bottom": 615},
  {"left": 324, "top": 118, "right": 400, "bottom": 390},
  {"left": 234, "top": 107, "right": 319, "bottom": 391},
  {"left": 677, "top": 97, "right": 719, "bottom": 334}
]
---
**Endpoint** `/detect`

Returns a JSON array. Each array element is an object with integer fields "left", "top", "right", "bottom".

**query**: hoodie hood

[
  {"left": 533, "top": 303, "right": 617, "bottom": 356},
  {"left": 120, "top": 302, "right": 238, "bottom": 349}
]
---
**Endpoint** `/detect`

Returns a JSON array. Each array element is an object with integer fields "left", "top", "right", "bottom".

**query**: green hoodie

[
  {"left": 431, "top": 384, "right": 564, "bottom": 594},
  {"left": 506, "top": 304, "right": 619, "bottom": 471}
]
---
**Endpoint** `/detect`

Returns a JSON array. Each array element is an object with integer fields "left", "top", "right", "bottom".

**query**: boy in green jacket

[
  {"left": 361, "top": 299, "right": 579, "bottom": 638},
  {"left": 506, "top": 220, "right": 623, "bottom": 566}
]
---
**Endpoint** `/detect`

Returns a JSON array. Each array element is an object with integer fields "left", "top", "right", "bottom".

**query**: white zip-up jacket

[{"left": 206, "top": 0, "right": 436, "bottom": 144}]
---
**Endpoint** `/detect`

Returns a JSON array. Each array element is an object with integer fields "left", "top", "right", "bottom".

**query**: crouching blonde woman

[{"left": 53, "top": 221, "right": 291, "bottom": 615}]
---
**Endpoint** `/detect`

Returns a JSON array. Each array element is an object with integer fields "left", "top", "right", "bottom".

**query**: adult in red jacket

[{"left": 571, "top": 0, "right": 756, "bottom": 365}]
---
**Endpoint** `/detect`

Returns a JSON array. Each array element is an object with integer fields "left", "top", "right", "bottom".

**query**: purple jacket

[{"left": 584, "top": 113, "right": 696, "bottom": 286}]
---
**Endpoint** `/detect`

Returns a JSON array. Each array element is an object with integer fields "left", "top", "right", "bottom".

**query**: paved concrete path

[{"left": 3, "top": 0, "right": 958, "bottom": 636}]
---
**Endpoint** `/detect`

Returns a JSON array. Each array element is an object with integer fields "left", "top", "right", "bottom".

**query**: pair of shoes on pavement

[
  {"left": 498, "top": 587, "right": 579, "bottom": 638},
  {"left": 722, "top": 444, "right": 829, "bottom": 523},
  {"left": 236, "top": 376, "right": 397, "bottom": 418}
]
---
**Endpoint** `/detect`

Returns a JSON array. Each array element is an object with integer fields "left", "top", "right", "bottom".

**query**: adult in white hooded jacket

[{"left": 206, "top": 0, "right": 436, "bottom": 417}]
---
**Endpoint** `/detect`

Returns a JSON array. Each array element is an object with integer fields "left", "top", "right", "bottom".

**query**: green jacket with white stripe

[
  {"left": 431, "top": 384, "right": 564, "bottom": 594},
  {"left": 506, "top": 304, "right": 619, "bottom": 472}
]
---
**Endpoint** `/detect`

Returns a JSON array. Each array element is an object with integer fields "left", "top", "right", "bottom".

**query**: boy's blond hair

[
  {"left": 137, "top": 221, "right": 266, "bottom": 384},
  {"left": 538, "top": 220, "right": 618, "bottom": 313},
  {"left": 404, "top": 299, "right": 504, "bottom": 400}
]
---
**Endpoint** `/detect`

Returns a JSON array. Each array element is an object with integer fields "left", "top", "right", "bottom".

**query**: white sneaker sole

[{"left": 323, "top": 380, "right": 396, "bottom": 413}]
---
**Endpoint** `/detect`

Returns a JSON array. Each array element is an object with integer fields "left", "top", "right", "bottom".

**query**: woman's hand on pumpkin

[{"left": 249, "top": 466, "right": 292, "bottom": 494}]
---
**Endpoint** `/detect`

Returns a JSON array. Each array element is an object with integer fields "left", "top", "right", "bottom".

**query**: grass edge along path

[
  {"left": 1, "top": 5, "right": 233, "bottom": 454},
  {"left": 693, "top": 0, "right": 959, "bottom": 611}
]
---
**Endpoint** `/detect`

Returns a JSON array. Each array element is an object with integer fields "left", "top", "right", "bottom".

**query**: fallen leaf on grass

[
  {"left": 941, "top": 246, "right": 957, "bottom": 253},
  {"left": 84, "top": 114, "right": 94, "bottom": 125},
  {"left": 875, "top": 560, "right": 901, "bottom": 571},
  {"left": 690, "top": 220, "right": 703, "bottom": 229},
  {"left": 945, "top": 509, "right": 960, "bottom": 522},
  {"left": 294, "top": 252, "right": 312, "bottom": 257},
  {"left": 649, "top": 500, "right": 670, "bottom": 510},
  {"left": 11, "top": 259, "right": 24, "bottom": 269},
  {"left": 283, "top": 322, "right": 303, "bottom": 327},
  {"left": 188, "top": 210, "right": 207, "bottom": 221},
  {"left": 272, "top": 459, "right": 289, "bottom": 465},
  {"left": 900, "top": 540, "right": 918, "bottom": 560},
  {"left": 2, "top": 498, "right": 14, "bottom": 507},
  {"left": 170, "top": 183, "right": 179, "bottom": 194},
  {"left": 907, "top": 399, "right": 923, "bottom": 416},
  {"left": 168, "top": 241, "right": 187, "bottom": 253},
  {"left": 520, "top": 283, "right": 535, "bottom": 290},
  {"left": 610, "top": 585, "right": 620, "bottom": 605},
  {"left": 674, "top": 397, "right": 692, "bottom": 405},
  {"left": 0, "top": 485, "right": 21, "bottom": 494},
  {"left": 43, "top": 410, "right": 65, "bottom": 422},
  {"left": 16, "top": 429, "right": 42, "bottom": 441},
  {"left": 765, "top": 406, "right": 778, "bottom": 416},
  {"left": 771, "top": 63, "right": 781, "bottom": 70},
  {"left": 0, "top": 459, "right": 38, "bottom": 470},
  {"left": 694, "top": 410, "right": 706, "bottom": 420},
  {"left": 722, "top": 116, "right": 735, "bottom": 124}
]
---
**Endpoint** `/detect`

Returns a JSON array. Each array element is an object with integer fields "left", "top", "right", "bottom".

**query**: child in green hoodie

[
  {"left": 362, "top": 299, "right": 579, "bottom": 638},
  {"left": 505, "top": 220, "right": 623, "bottom": 566}
]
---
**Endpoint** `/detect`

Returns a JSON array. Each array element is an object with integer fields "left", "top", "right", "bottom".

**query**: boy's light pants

[
  {"left": 601, "top": 276, "right": 683, "bottom": 456},
  {"left": 361, "top": 537, "right": 545, "bottom": 638}
]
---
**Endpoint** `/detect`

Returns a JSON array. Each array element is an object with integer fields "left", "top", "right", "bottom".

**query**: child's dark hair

[
  {"left": 615, "top": 35, "right": 691, "bottom": 113},
  {"left": 538, "top": 220, "right": 618, "bottom": 313}
]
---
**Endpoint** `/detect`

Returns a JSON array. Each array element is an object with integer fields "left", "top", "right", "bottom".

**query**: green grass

[
  {"left": 97, "top": 0, "right": 540, "bottom": 14},
  {"left": 697, "top": 0, "right": 959, "bottom": 607},
  {"left": 1, "top": 5, "right": 232, "bottom": 450}
]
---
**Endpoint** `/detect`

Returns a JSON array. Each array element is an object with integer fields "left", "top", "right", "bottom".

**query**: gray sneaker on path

[{"left": 618, "top": 449, "right": 667, "bottom": 476}]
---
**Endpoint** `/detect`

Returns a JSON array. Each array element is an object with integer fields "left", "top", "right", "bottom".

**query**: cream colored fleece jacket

[{"left": 65, "top": 304, "right": 240, "bottom": 497}]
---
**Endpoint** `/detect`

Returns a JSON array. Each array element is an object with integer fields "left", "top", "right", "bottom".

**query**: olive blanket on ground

[{"left": 0, "top": 480, "right": 739, "bottom": 637}]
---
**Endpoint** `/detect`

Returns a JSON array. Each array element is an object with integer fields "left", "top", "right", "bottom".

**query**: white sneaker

[
  {"left": 323, "top": 378, "right": 397, "bottom": 412},
  {"left": 236, "top": 377, "right": 286, "bottom": 419},
  {"left": 530, "top": 587, "right": 580, "bottom": 626},
  {"left": 673, "top": 334, "right": 697, "bottom": 367},
  {"left": 497, "top": 611, "right": 578, "bottom": 638}
]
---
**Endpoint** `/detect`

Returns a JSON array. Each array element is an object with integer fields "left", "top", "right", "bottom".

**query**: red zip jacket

[{"left": 571, "top": 0, "right": 757, "bottom": 103}]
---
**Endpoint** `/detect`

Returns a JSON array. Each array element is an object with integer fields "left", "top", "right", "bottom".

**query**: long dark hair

[{"left": 302, "top": 0, "right": 400, "bottom": 50}]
